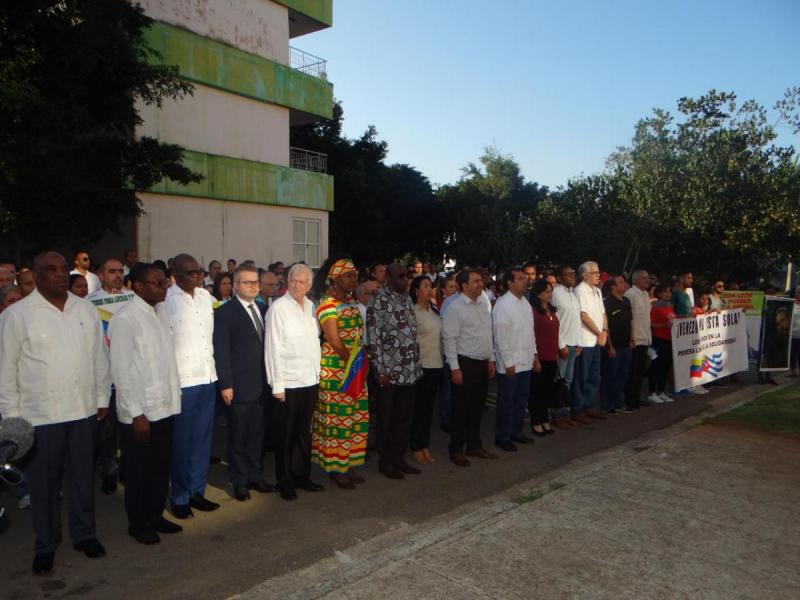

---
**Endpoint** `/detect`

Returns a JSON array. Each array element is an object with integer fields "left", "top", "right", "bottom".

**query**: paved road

[{"left": 0, "top": 372, "right": 780, "bottom": 599}]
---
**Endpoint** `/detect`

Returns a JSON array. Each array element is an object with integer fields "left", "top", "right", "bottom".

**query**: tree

[
  {"left": 291, "top": 101, "right": 445, "bottom": 267},
  {"left": 0, "top": 0, "right": 202, "bottom": 259},
  {"left": 439, "top": 147, "right": 548, "bottom": 269}
]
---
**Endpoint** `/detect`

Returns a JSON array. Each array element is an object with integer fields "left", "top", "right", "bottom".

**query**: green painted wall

[
  {"left": 144, "top": 22, "right": 333, "bottom": 119},
  {"left": 147, "top": 150, "right": 334, "bottom": 212},
  {"left": 277, "top": 0, "right": 333, "bottom": 27}
]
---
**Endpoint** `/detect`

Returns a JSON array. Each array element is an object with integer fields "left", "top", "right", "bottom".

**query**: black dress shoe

[
  {"left": 190, "top": 493, "right": 220, "bottom": 512},
  {"left": 154, "top": 518, "right": 183, "bottom": 534},
  {"left": 280, "top": 489, "right": 298, "bottom": 501},
  {"left": 544, "top": 427, "right": 556, "bottom": 435},
  {"left": 512, "top": 435, "right": 535, "bottom": 444},
  {"left": 233, "top": 486, "right": 251, "bottom": 501},
  {"left": 378, "top": 465, "right": 404, "bottom": 480},
  {"left": 248, "top": 480, "right": 276, "bottom": 494},
  {"left": 171, "top": 503, "right": 194, "bottom": 519},
  {"left": 32, "top": 552, "right": 54, "bottom": 575},
  {"left": 73, "top": 537, "right": 106, "bottom": 558},
  {"left": 297, "top": 480, "right": 324, "bottom": 492},
  {"left": 395, "top": 462, "right": 421, "bottom": 475},
  {"left": 494, "top": 440, "right": 518, "bottom": 452},
  {"left": 531, "top": 428, "right": 547, "bottom": 438},
  {"left": 128, "top": 528, "right": 160, "bottom": 545},
  {"left": 101, "top": 474, "right": 117, "bottom": 495}
]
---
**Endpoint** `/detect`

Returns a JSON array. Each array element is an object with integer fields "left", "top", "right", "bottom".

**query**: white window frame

[{"left": 292, "top": 218, "right": 321, "bottom": 268}]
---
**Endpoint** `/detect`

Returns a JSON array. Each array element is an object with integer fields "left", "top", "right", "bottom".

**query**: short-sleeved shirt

[
  {"left": 604, "top": 295, "right": 632, "bottom": 349},
  {"left": 575, "top": 282, "right": 605, "bottom": 347},
  {"left": 671, "top": 288, "right": 692, "bottom": 317}
]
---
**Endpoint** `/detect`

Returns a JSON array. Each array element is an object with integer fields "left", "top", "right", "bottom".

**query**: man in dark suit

[{"left": 212, "top": 265, "right": 274, "bottom": 501}]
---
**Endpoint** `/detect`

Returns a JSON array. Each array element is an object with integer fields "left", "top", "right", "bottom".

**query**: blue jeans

[
  {"left": 557, "top": 346, "right": 578, "bottom": 388},
  {"left": 495, "top": 370, "right": 531, "bottom": 443},
  {"left": 602, "top": 346, "right": 632, "bottom": 410},
  {"left": 171, "top": 382, "right": 215, "bottom": 506},
  {"left": 572, "top": 346, "right": 601, "bottom": 415}
]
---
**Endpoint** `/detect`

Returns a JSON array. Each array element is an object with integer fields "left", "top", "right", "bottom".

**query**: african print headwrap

[{"left": 327, "top": 258, "right": 356, "bottom": 280}]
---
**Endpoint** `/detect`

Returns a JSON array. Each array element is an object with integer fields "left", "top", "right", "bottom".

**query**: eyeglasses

[
  {"left": 80, "top": 257, "right": 90, "bottom": 262},
  {"left": 238, "top": 280, "right": 259, "bottom": 287}
]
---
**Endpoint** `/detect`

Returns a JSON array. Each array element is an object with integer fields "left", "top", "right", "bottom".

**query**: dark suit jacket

[{"left": 213, "top": 298, "right": 268, "bottom": 404}]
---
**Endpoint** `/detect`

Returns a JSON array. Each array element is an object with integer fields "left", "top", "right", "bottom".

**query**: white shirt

[
  {"left": 492, "top": 292, "right": 537, "bottom": 374},
  {"left": 414, "top": 304, "right": 443, "bottom": 369},
  {"left": 70, "top": 269, "right": 102, "bottom": 295},
  {"left": 109, "top": 294, "right": 181, "bottom": 424},
  {"left": 358, "top": 302, "right": 368, "bottom": 345},
  {"left": 442, "top": 293, "right": 494, "bottom": 370},
  {"left": 0, "top": 289, "right": 110, "bottom": 426},
  {"left": 624, "top": 286, "right": 652, "bottom": 346},
  {"left": 575, "top": 282, "right": 606, "bottom": 347},
  {"left": 157, "top": 285, "right": 217, "bottom": 388},
  {"left": 551, "top": 284, "right": 582, "bottom": 348},
  {"left": 264, "top": 294, "right": 321, "bottom": 394}
]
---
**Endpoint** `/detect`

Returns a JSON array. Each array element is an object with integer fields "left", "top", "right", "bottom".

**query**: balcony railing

[
  {"left": 290, "top": 147, "right": 328, "bottom": 173},
  {"left": 290, "top": 46, "right": 328, "bottom": 80}
]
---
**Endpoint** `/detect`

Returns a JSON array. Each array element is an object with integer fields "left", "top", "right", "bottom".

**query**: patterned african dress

[{"left": 311, "top": 294, "right": 370, "bottom": 473}]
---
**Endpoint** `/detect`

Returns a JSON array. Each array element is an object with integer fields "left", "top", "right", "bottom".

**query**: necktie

[{"left": 248, "top": 303, "right": 263, "bottom": 341}]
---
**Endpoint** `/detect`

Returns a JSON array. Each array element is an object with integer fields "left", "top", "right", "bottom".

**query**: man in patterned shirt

[{"left": 367, "top": 263, "right": 423, "bottom": 480}]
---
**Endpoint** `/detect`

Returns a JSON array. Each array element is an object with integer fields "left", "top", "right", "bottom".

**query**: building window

[{"left": 292, "top": 218, "right": 321, "bottom": 267}]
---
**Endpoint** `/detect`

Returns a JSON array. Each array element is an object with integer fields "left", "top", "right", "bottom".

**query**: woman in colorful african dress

[{"left": 311, "top": 257, "right": 370, "bottom": 489}]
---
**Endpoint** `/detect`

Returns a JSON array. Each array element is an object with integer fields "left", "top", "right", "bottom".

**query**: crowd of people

[{"left": 1, "top": 249, "right": 798, "bottom": 577}]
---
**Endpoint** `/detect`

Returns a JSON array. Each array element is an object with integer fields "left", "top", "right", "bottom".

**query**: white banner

[{"left": 671, "top": 309, "right": 749, "bottom": 390}]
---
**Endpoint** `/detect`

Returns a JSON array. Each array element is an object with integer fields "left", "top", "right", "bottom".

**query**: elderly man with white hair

[
  {"left": 265, "top": 263, "right": 324, "bottom": 501},
  {"left": 571, "top": 261, "right": 608, "bottom": 424}
]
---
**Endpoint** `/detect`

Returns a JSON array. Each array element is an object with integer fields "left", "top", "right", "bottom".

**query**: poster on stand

[
  {"left": 758, "top": 296, "right": 794, "bottom": 372},
  {"left": 671, "top": 309, "right": 749, "bottom": 391},
  {"left": 722, "top": 291, "right": 764, "bottom": 364}
]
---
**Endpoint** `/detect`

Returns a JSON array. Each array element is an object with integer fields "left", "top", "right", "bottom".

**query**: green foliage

[
  {"left": 0, "top": 0, "right": 202, "bottom": 255},
  {"left": 291, "top": 101, "right": 445, "bottom": 267}
]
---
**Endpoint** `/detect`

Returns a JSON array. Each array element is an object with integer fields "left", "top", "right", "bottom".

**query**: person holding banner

[
  {"left": 648, "top": 284, "right": 675, "bottom": 404},
  {"left": 310, "top": 258, "right": 369, "bottom": 490}
]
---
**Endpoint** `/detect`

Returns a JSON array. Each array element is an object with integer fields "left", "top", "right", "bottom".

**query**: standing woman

[
  {"left": 648, "top": 284, "right": 675, "bottom": 404},
  {"left": 311, "top": 257, "right": 369, "bottom": 489},
  {"left": 529, "top": 279, "right": 557, "bottom": 436},
  {"left": 211, "top": 272, "right": 234, "bottom": 309},
  {"left": 436, "top": 274, "right": 457, "bottom": 310},
  {"left": 409, "top": 276, "right": 442, "bottom": 464}
]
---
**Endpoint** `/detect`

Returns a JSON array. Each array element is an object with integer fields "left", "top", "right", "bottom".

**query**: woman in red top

[
  {"left": 649, "top": 283, "right": 675, "bottom": 403},
  {"left": 529, "top": 279, "right": 559, "bottom": 436}
]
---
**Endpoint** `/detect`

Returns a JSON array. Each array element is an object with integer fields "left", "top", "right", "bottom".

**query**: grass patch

[
  {"left": 711, "top": 383, "right": 800, "bottom": 434},
  {"left": 512, "top": 489, "right": 546, "bottom": 505}
]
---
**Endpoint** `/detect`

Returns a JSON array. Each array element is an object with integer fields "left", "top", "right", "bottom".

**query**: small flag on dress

[{"left": 339, "top": 335, "right": 367, "bottom": 398}]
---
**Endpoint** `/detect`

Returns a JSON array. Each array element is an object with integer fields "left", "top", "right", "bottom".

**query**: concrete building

[{"left": 115, "top": 0, "right": 334, "bottom": 268}]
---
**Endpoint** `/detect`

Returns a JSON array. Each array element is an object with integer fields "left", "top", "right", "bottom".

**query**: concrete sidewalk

[{"left": 238, "top": 382, "right": 800, "bottom": 599}]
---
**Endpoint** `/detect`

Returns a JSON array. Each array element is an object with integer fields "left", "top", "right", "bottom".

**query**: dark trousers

[
  {"left": 449, "top": 356, "right": 489, "bottom": 455},
  {"left": 495, "top": 370, "right": 531, "bottom": 442},
  {"left": 120, "top": 417, "right": 173, "bottom": 533},
  {"left": 649, "top": 338, "right": 673, "bottom": 393},
  {"left": 96, "top": 391, "right": 118, "bottom": 478},
  {"left": 226, "top": 398, "right": 266, "bottom": 488},
  {"left": 26, "top": 416, "right": 97, "bottom": 554},
  {"left": 376, "top": 383, "right": 416, "bottom": 469},
  {"left": 273, "top": 385, "right": 317, "bottom": 491},
  {"left": 530, "top": 360, "right": 558, "bottom": 425},
  {"left": 625, "top": 345, "right": 649, "bottom": 407},
  {"left": 438, "top": 364, "right": 452, "bottom": 426},
  {"left": 171, "top": 383, "right": 215, "bottom": 505},
  {"left": 410, "top": 368, "right": 441, "bottom": 451},
  {"left": 602, "top": 346, "right": 632, "bottom": 411},
  {"left": 261, "top": 384, "right": 274, "bottom": 456}
]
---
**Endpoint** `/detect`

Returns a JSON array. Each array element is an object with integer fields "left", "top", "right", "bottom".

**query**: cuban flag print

[{"left": 690, "top": 353, "right": 724, "bottom": 379}]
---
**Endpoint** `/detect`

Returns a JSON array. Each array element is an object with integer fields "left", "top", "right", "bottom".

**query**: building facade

[{"left": 129, "top": 0, "right": 333, "bottom": 268}]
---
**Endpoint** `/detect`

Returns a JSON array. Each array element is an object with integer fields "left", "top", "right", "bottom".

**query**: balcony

[
  {"left": 290, "top": 147, "right": 328, "bottom": 173},
  {"left": 290, "top": 46, "right": 327, "bottom": 80}
]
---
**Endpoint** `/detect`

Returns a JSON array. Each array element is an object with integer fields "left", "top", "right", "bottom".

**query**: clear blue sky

[{"left": 298, "top": 0, "right": 800, "bottom": 189}]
